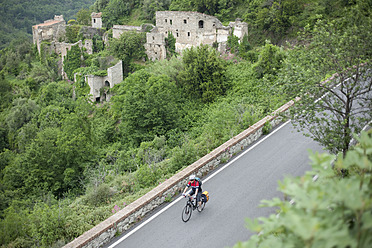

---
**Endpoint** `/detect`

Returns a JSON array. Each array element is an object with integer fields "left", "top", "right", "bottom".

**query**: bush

[{"left": 84, "top": 183, "right": 113, "bottom": 206}]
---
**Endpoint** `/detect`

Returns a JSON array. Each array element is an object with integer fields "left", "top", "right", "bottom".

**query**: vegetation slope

[{"left": 0, "top": 0, "right": 371, "bottom": 247}]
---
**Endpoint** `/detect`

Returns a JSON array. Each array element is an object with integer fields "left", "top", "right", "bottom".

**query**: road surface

[{"left": 106, "top": 121, "right": 324, "bottom": 248}]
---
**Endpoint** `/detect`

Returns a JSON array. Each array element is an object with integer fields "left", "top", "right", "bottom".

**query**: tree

[
  {"left": 142, "top": 0, "right": 171, "bottom": 21},
  {"left": 102, "top": 0, "right": 139, "bottom": 27},
  {"left": 6, "top": 98, "right": 39, "bottom": 134},
  {"left": 255, "top": 0, "right": 306, "bottom": 44},
  {"left": 75, "top": 8, "right": 91, "bottom": 26},
  {"left": 165, "top": 32, "right": 176, "bottom": 58},
  {"left": 111, "top": 70, "right": 182, "bottom": 146},
  {"left": 280, "top": 7, "right": 372, "bottom": 156},
  {"left": 235, "top": 130, "right": 372, "bottom": 248},
  {"left": 108, "top": 31, "right": 147, "bottom": 76},
  {"left": 178, "top": 44, "right": 229, "bottom": 103},
  {"left": 0, "top": 74, "right": 12, "bottom": 110},
  {"left": 65, "top": 25, "right": 81, "bottom": 43}
]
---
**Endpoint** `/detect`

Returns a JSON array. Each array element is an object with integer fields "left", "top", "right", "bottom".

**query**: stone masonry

[
  {"left": 32, "top": 15, "right": 66, "bottom": 53},
  {"left": 145, "top": 11, "right": 248, "bottom": 60},
  {"left": 86, "top": 60, "right": 123, "bottom": 102},
  {"left": 112, "top": 24, "right": 154, "bottom": 39},
  {"left": 91, "top": 12, "right": 102, "bottom": 29}
]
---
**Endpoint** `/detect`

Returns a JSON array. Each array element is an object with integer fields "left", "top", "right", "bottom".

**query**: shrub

[{"left": 84, "top": 183, "right": 113, "bottom": 206}]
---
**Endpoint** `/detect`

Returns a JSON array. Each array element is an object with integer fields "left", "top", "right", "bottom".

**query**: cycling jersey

[
  {"left": 185, "top": 180, "right": 203, "bottom": 203},
  {"left": 187, "top": 180, "right": 201, "bottom": 190}
]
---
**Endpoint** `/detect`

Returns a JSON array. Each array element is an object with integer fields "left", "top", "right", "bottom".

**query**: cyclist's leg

[
  {"left": 196, "top": 190, "right": 202, "bottom": 206},
  {"left": 189, "top": 189, "right": 196, "bottom": 196}
]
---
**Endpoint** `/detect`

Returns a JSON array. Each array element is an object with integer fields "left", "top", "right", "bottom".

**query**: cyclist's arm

[{"left": 182, "top": 185, "right": 189, "bottom": 195}]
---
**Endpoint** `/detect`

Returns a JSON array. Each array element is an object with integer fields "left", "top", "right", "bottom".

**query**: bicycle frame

[{"left": 181, "top": 195, "right": 205, "bottom": 222}]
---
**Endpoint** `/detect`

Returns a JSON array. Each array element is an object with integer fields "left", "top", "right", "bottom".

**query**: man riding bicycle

[{"left": 182, "top": 175, "right": 202, "bottom": 207}]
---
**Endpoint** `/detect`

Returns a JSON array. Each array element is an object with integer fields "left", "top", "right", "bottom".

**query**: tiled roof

[
  {"left": 33, "top": 20, "right": 64, "bottom": 28},
  {"left": 91, "top": 12, "right": 102, "bottom": 18}
]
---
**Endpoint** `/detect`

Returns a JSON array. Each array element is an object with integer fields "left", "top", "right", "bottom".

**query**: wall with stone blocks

[{"left": 63, "top": 99, "right": 296, "bottom": 248}]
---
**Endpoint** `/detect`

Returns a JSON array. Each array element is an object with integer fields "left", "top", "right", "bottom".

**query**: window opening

[
  {"left": 105, "top": 81, "right": 110, "bottom": 87},
  {"left": 170, "top": 20, "right": 173, "bottom": 25},
  {"left": 198, "top": 20, "right": 204, "bottom": 28},
  {"left": 188, "top": 32, "right": 190, "bottom": 37},
  {"left": 184, "top": 19, "right": 187, "bottom": 24}
]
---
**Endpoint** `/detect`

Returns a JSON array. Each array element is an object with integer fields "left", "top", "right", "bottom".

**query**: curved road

[{"left": 106, "top": 121, "right": 324, "bottom": 248}]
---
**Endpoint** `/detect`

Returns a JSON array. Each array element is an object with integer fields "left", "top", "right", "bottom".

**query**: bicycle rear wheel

[
  {"left": 182, "top": 203, "right": 192, "bottom": 222},
  {"left": 197, "top": 201, "right": 205, "bottom": 212}
]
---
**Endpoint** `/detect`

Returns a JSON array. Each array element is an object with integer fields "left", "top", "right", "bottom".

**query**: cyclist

[{"left": 182, "top": 175, "right": 202, "bottom": 207}]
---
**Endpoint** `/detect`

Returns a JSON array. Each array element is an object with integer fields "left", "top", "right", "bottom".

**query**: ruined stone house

[
  {"left": 145, "top": 11, "right": 248, "bottom": 61},
  {"left": 32, "top": 15, "right": 66, "bottom": 53},
  {"left": 85, "top": 60, "right": 123, "bottom": 103},
  {"left": 32, "top": 13, "right": 108, "bottom": 79}
]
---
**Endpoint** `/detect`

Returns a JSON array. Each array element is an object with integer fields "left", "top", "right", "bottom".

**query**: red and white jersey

[{"left": 187, "top": 180, "right": 200, "bottom": 190}]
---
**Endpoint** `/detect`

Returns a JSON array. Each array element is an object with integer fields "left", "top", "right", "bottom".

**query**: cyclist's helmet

[{"left": 189, "top": 175, "right": 196, "bottom": 181}]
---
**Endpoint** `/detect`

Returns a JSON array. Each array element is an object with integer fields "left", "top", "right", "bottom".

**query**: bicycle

[{"left": 181, "top": 194, "right": 206, "bottom": 222}]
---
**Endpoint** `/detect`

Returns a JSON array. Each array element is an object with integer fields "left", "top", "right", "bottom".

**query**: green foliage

[
  {"left": 253, "top": 41, "right": 285, "bottom": 79},
  {"left": 165, "top": 32, "right": 177, "bottom": 58},
  {"left": 93, "top": 34, "right": 105, "bottom": 53},
  {"left": 238, "top": 131, "right": 372, "bottom": 248},
  {"left": 0, "top": 206, "right": 31, "bottom": 246},
  {"left": 102, "top": 0, "right": 140, "bottom": 28},
  {"left": 36, "top": 81, "right": 73, "bottom": 108},
  {"left": 75, "top": 8, "right": 91, "bottom": 25},
  {"left": 0, "top": 74, "right": 13, "bottom": 110},
  {"left": 6, "top": 98, "right": 39, "bottom": 134},
  {"left": 227, "top": 34, "right": 240, "bottom": 54},
  {"left": 28, "top": 59, "right": 60, "bottom": 86},
  {"left": 85, "top": 183, "right": 113, "bottom": 206},
  {"left": 279, "top": 7, "right": 372, "bottom": 155},
  {"left": 178, "top": 44, "right": 230, "bottom": 103},
  {"left": 168, "top": 138, "right": 199, "bottom": 173},
  {"left": 262, "top": 121, "right": 271, "bottom": 135},
  {"left": 112, "top": 70, "right": 182, "bottom": 146},
  {"left": 142, "top": 0, "right": 172, "bottom": 21},
  {"left": 63, "top": 45, "right": 82, "bottom": 80},
  {"left": 2, "top": 1, "right": 370, "bottom": 247},
  {"left": 28, "top": 202, "right": 67, "bottom": 247},
  {"left": 108, "top": 31, "right": 147, "bottom": 76},
  {"left": 65, "top": 25, "right": 82, "bottom": 43}
]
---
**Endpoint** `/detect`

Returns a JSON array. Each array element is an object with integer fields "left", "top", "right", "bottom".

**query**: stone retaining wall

[{"left": 63, "top": 99, "right": 296, "bottom": 248}]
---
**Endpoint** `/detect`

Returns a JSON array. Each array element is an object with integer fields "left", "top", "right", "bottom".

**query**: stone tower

[{"left": 91, "top": 12, "right": 102, "bottom": 29}]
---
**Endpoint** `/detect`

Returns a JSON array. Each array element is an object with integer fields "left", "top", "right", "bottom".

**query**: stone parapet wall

[{"left": 63, "top": 99, "right": 295, "bottom": 248}]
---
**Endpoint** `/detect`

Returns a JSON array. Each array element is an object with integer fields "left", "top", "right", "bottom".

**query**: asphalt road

[{"left": 106, "top": 121, "right": 324, "bottom": 248}]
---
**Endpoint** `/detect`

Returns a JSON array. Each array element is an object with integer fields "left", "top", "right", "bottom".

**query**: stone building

[
  {"left": 145, "top": 11, "right": 248, "bottom": 60},
  {"left": 32, "top": 15, "right": 66, "bottom": 53},
  {"left": 112, "top": 24, "right": 154, "bottom": 39},
  {"left": 91, "top": 12, "right": 102, "bottom": 29},
  {"left": 86, "top": 60, "right": 123, "bottom": 102}
]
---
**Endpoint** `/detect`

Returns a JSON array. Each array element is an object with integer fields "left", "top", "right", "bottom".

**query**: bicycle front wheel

[{"left": 182, "top": 203, "right": 192, "bottom": 222}]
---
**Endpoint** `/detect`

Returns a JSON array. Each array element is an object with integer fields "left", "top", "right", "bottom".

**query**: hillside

[{"left": 0, "top": 0, "right": 371, "bottom": 247}]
